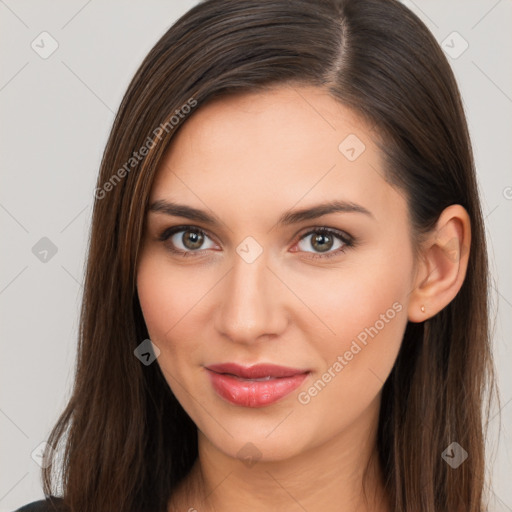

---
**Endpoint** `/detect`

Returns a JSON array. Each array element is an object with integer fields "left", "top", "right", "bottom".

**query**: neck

[{"left": 169, "top": 397, "right": 390, "bottom": 512}]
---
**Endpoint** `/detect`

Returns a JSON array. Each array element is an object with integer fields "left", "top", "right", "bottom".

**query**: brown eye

[
  {"left": 295, "top": 228, "right": 353, "bottom": 260},
  {"left": 310, "top": 232, "right": 334, "bottom": 252},
  {"left": 158, "top": 226, "right": 217, "bottom": 256},
  {"left": 181, "top": 230, "right": 204, "bottom": 250}
]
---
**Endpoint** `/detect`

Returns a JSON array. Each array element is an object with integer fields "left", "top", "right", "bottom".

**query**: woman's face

[{"left": 137, "top": 85, "right": 416, "bottom": 462}]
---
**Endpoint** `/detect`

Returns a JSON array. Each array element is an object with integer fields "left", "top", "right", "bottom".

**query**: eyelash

[{"left": 157, "top": 225, "right": 355, "bottom": 260}]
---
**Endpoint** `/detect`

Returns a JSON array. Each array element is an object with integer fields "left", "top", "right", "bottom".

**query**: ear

[{"left": 407, "top": 204, "right": 471, "bottom": 322}]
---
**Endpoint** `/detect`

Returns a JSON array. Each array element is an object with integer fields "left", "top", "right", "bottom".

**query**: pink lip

[{"left": 205, "top": 363, "right": 310, "bottom": 408}]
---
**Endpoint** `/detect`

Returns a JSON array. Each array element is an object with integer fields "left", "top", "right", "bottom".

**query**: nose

[{"left": 214, "top": 248, "right": 288, "bottom": 345}]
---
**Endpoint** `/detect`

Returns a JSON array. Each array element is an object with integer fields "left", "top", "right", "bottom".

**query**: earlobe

[{"left": 407, "top": 205, "right": 471, "bottom": 323}]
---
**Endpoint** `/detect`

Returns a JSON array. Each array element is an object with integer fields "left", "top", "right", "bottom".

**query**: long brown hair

[{"left": 42, "top": 0, "right": 500, "bottom": 510}]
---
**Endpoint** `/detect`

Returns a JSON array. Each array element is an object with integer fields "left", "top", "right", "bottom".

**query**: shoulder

[{"left": 13, "top": 497, "right": 67, "bottom": 512}]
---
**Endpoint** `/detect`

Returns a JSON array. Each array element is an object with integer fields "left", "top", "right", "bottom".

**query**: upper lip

[{"left": 206, "top": 362, "right": 310, "bottom": 379}]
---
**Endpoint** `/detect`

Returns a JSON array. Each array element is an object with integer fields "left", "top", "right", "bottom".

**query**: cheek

[
  {"left": 137, "top": 252, "right": 205, "bottom": 339},
  {"left": 292, "top": 252, "right": 410, "bottom": 342},
  {"left": 292, "top": 271, "right": 409, "bottom": 438},
  {"left": 289, "top": 243, "right": 412, "bottom": 387},
  {"left": 334, "top": 272, "right": 408, "bottom": 356},
  {"left": 136, "top": 254, "right": 212, "bottom": 411},
  {"left": 136, "top": 253, "right": 214, "bottom": 374}
]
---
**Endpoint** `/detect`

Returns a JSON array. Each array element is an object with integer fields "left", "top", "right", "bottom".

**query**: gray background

[{"left": 0, "top": 1, "right": 511, "bottom": 510}]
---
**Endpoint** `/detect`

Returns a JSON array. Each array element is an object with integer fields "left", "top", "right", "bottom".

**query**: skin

[{"left": 136, "top": 85, "right": 470, "bottom": 512}]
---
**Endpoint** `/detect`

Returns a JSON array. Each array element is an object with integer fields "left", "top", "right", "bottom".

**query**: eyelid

[
  {"left": 295, "top": 226, "right": 353, "bottom": 245},
  {"left": 157, "top": 224, "right": 217, "bottom": 244}
]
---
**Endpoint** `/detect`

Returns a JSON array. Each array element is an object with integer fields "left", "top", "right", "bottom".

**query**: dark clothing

[{"left": 14, "top": 497, "right": 67, "bottom": 512}]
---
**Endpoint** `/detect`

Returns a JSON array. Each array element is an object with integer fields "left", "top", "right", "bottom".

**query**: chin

[{"left": 196, "top": 411, "right": 318, "bottom": 464}]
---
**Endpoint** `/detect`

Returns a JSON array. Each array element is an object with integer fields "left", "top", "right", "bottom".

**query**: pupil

[{"left": 313, "top": 233, "right": 332, "bottom": 252}]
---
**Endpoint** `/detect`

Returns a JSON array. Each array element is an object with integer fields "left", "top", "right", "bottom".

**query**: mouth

[{"left": 205, "top": 362, "right": 311, "bottom": 407}]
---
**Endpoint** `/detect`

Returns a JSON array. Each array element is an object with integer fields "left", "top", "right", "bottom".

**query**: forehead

[
  {"left": 149, "top": 85, "right": 403, "bottom": 227},
  {"left": 158, "top": 84, "right": 371, "bottom": 169}
]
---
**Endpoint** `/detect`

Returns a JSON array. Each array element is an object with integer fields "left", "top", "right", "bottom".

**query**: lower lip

[{"left": 207, "top": 370, "right": 309, "bottom": 408}]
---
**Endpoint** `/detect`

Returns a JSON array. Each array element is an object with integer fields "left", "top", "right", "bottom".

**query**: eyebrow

[{"left": 148, "top": 199, "right": 374, "bottom": 226}]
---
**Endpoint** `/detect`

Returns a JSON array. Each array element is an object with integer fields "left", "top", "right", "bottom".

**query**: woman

[{"left": 15, "top": 0, "right": 499, "bottom": 511}]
